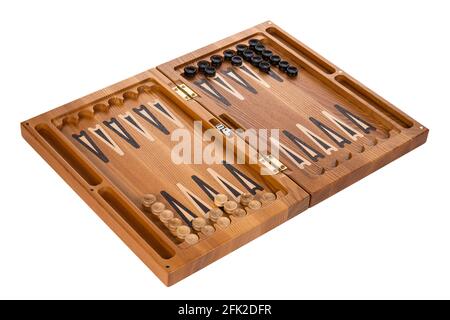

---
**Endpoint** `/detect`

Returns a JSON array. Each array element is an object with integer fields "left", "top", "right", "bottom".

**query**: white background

[{"left": 1, "top": 0, "right": 448, "bottom": 299}]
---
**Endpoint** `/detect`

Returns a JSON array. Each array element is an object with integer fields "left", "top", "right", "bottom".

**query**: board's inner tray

[
  {"left": 23, "top": 71, "right": 309, "bottom": 285},
  {"left": 158, "top": 23, "right": 428, "bottom": 204}
]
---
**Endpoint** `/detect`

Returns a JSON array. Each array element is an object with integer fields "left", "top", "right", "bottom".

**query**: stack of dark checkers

[{"left": 21, "top": 21, "right": 428, "bottom": 286}]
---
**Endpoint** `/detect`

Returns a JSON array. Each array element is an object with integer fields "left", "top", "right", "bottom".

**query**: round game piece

[
  {"left": 184, "top": 233, "right": 199, "bottom": 245},
  {"left": 262, "top": 192, "right": 277, "bottom": 202},
  {"left": 142, "top": 193, "right": 156, "bottom": 210},
  {"left": 183, "top": 65, "right": 197, "bottom": 78},
  {"left": 168, "top": 217, "right": 182, "bottom": 232},
  {"left": 233, "top": 208, "right": 247, "bottom": 218},
  {"left": 248, "top": 38, "right": 260, "bottom": 49},
  {"left": 236, "top": 44, "right": 248, "bottom": 56},
  {"left": 197, "top": 60, "right": 210, "bottom": 73},
  {"left": 231, "top": 55, "right": 243, "bottom": 67},
  {"left": 151, "top": 201, "right": 165, "bottom": 216},
  {"left": 143, "top": 193, "right": 156, "bottom": 203},
  {"left": 159, "top": 209, "right": 174, "bottom": 224},
  {"left": 210, "top": 55, "right": 223, "bottom": 67},
  {"left": 258, "top": 61, "right": 271, "bottom": 73},
  {"left": 243, "top": 49, "right": 254, "bottom": 61},
  {"left": 239, "top": 193, "right": 253, "bottom": 206},
  {"left": 247, "top": 199, "right": 262, "bottom": 210},
  {"left": 214, "top": 194, "right": 228, "bottom": 207},
  {"left": 261, "top": 49, "right": 273, "bottom": 61},
  {"left": 286, "top": 66, "right": 299, "bottom": 77},
  {"left": 192, "top": 217, "right": 207, "bottom": 231},
  {"left": 208, "top": 208, "right": 223, "bottom": 221},
  {"left": 223, "top": 200, "right": 238, "bottom": 214},
  {"left": 223, "top": 49, "right": 236, "bottom": 61},
  {"left": 201, "top": 225, "right": 215, "bottom": 236},
  {"left": 251, "top": 55, "right": 263, "bottom": 67},
  {"left": 176, "top": 225, "right": 191, "bottom": 239},
  {"left": 254, "top": 43, "right": 265, "bottom": 55},
  {"left": 270, "top": 55, "right": 281, "bottom": 66},
  {"left": 278, "top": 60, "right": 289, "bottom": 72},
  {"left": 216, "top": 216, "right": 231, "bottom": 228},
  {"left": 204, "top": 66, "right": 216, "bottom": 77}
]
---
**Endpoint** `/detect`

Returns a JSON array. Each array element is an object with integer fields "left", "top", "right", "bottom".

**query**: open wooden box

[{"left": 21, "top": 21, "right": 428, "bottom": 285}]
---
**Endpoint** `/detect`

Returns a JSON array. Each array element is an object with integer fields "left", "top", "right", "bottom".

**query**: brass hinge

[
  {"left": 173, "top": 83, "right": 198, "bottom": 101},
  {"left": 258, "top": 154, "right": 287, "bottom": 175}
]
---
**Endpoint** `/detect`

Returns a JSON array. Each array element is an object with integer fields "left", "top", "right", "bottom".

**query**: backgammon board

[{"left": 21, "top": 21, "right": 428, "bottom": 286}]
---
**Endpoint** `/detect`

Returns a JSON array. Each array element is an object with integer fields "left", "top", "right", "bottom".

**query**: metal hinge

[
  {"left": 173, "top": 83, "right": 198, "bottom": 101},
  {"left": 258, "top": 154, "right": 287, "bottom": 175}
]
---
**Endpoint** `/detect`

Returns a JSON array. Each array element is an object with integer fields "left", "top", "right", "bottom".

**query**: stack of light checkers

[
  {"left": 141, "top": 191, "right": 277, "bottom": 246},
  {"left": 183, "top": 38, "right": 299, "bottom": 79}
]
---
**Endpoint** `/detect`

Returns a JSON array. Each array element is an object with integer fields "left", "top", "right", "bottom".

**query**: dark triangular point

[
  {"left": 335, "top": 104, "right": 375, "bottom": 134},
  {"left": 268, "top": 70, "right": 283, "bottom": 82},
  {"left": 239, "top": 65, "right": 259, "bottom": 81},
  {"left": 93, "top": 127, "right": 113, "bottom": 146},
  {"left": 191, "top": 175, "right": 218, "bottom": 201},
  {"left": 160, "top": 191, "right": 197, "bottom": 226},
  {"left": 133, "top": 105, "right": 170, "bottom": 135},
  {"left": 218, "top": 177, "right": 242, "bottom": 198},
  {"left": 72, "top": 130, "right": 108, "bottom": 163},
  {"left": 123, "top": 114, "right": 145, "bottom": 134},
  {"left": 214, "top": 76, "right": 233, "bottom": 91},
  {"left": 194, "top": 79, "right": 231, "bottom": 107},
  {"left": 283, "top": 130, "right": 324, "bottom": 162},
  {"left": 103, "top": 118, "right": 139, "bottom": 148},
  {"left": 153, "top": 102, "right": 174, "bottom": 120},
  {"left": 281, "top": 146, "right": 307, "bottom": 167},
  {"left": 310, "top": 117, "right": 351, "bottom": 148},
  {"left": 189, "top": 193, "right": 210, "bottom": 215},
  {"left": 222, "top": 161, "right": 263, "bottom": 195}
]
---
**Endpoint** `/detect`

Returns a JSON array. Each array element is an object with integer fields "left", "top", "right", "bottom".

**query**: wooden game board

[{"left": 21, "top": 21, "right": 428, "bottom": 286}]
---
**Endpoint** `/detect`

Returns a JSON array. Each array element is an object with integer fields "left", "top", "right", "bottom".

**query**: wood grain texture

[
  {"left": 21, "top": 21, "right": 427, "bottom": 285},
  {"left": 21, "top": 68, "right": 309, "bottom": 286},
  {"left": 158, "top": 21, "right": 428, "bottom": 205}
]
